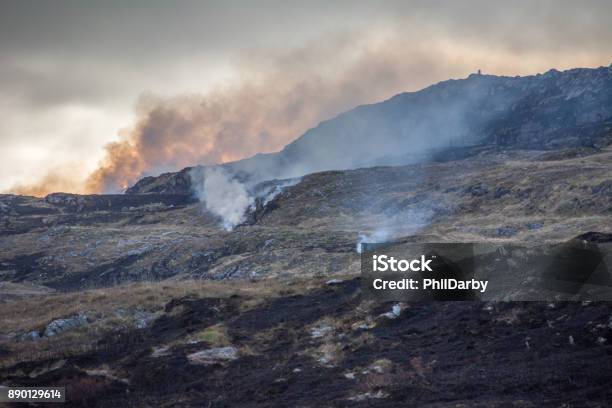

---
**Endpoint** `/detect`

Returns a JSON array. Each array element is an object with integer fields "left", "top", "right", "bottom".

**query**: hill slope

[
  {"left": 128, "top": 65, "right": 612, "bottom": 194},
  {"left": 1, "top": 147, "right": 610, "bottom": 291}
]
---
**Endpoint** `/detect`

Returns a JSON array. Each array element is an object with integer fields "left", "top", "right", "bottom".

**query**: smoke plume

[
  {"left": 8, "top": 33, "right": 476, "bottom": 195},
  {"left": 9, "top": 28, "right": 607, "bottom": 196},
  {"left": 83, "top": 34, "right": 439, "bottom": 193},
  {"left": 356, "top": 207, "right": 435, "bottom": 253},
  {"left": 191, "top": 167, "right": 254, "bottom": 231},
  {"left": 11, "top": 165, "right": 88, "bottom": 197}
]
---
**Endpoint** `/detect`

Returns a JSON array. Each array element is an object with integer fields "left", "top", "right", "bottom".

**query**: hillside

[
  {"left": 1, "top": 146, "right": 610, "bottom": 291},
  {"left": 127, "top": 65, "right": 612, "bottom": 194}
]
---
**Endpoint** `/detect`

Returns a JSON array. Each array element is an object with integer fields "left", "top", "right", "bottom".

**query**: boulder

[
  {"left": 19, "top": 330, "right": 41, "bottom": 341},
  {"left": 44, "top": 314, "right": 88, "bottom": 337},
  {"left": 187, "top": 346, "right": 238, "bottom": 365}
]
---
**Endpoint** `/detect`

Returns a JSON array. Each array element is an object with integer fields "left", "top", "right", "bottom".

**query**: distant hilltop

[{"left": 128, "top": 65, "right": 612, "bottom": 195}]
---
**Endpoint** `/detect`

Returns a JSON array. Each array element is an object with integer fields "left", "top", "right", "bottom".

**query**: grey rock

[
  {"left": 325, "top": 279, "right": 344, "bottom": 285},
  {"left": 19, "top": 330, "right": 41, "bottom": 341},
  {"left": 187, "top": 346, "right": 238, "bottom": 365},
  {"left": 44, "top": 314, "right": 88, "bottom": 337},
  {"left": 381, "top": 303, "right": 403, "bottom": 319},
  {"left": 134, "top": 310, "right": 155, "bottom": 329},
  {"left": 310, "top": 326, "right": 333, "bottom": 338}
]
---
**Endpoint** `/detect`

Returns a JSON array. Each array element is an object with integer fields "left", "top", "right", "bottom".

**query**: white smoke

[
  {"left": 259, "top": 177, "right": 302, "bottom": 206},
  {"left": 193, "top": 167, "right": 254, "bottom": 231},
  {"left": 356, "top": 230, "right": 391, "bottom": 254},
  {"left": 355, "top": 208, "right": 435, "bottom": 253}
]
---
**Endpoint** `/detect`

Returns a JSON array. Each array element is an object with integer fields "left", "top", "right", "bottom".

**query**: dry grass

[
  {"left": 182, "top": 323, "right": 231, "bottom": 347},
  {"left": 0, "top": 278, "right": 310, "bottom": 368},
  {"left": 0, "top": 273, "right": 353, "bottom": 335}
]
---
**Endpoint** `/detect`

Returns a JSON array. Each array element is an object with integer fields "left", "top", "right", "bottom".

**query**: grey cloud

[
  {"left": 2, "top": 1, "right": 612, "bottom": 59},
  {"left": 2, "top": 1, "right": 611, "bottom": 109},
  {"left": 0, "top": 59, "right": 123, "bottom": 108}
]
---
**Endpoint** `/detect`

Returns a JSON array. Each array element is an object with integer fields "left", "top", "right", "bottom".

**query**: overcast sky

[{"left": 2, "top": 0, "right": 611, "bottom": 193}]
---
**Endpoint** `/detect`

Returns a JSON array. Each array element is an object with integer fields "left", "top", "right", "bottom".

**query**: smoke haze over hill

[
  {"left": 73, "top": 34, "right": 543, "bottom": 194},
  {"left": 3, "top": 1, "right": 612, "bottom": 195}
]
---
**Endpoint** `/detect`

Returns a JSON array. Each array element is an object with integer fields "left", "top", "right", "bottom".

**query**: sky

[{"left": 1, "top": 0, "right": 611, "bottom": 194}]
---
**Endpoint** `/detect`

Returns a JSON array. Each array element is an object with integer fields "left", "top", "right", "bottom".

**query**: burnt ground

[
  {"left": 1, "top": 279, "right": 612, "bottom": 407},
  {"left": 0, "top": 147, "right": 611, "bottom": 406}
]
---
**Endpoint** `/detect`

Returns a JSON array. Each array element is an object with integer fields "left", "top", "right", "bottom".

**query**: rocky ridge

[{"left": 127, "top": 65, "right": 612, "bottom": 195}]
